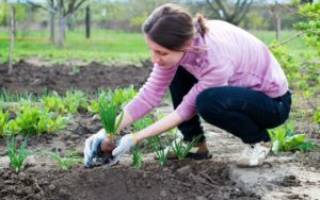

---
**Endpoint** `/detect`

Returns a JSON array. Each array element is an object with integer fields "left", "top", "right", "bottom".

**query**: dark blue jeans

[{"left": 169, "top": 67, "right": 292, "bottom": 144}]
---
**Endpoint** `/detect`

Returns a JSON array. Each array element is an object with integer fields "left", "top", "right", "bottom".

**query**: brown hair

[{"left": 142, "top": 3, "right": 208, "bottom": 51}]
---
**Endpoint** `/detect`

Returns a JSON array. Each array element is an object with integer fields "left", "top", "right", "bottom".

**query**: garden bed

[{"left": 0, "top": 60, "right": 319, "bottom": 200}]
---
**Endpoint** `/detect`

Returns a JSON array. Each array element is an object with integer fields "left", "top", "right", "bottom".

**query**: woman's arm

[
  {"left": 117, "top": 109, "right": 134, "bottom": 132},
  {"left": 134, "top": 111, "right": 184, "bottom": 142}
]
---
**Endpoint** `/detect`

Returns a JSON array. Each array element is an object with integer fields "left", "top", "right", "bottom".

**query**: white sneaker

[{"left": 237, "top": 142, "right": 271, "bottom": 167}]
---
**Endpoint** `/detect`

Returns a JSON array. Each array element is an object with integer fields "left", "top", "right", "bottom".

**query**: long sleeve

[{"left": 124, "top": 64, "right": 179, "bottom": 121}]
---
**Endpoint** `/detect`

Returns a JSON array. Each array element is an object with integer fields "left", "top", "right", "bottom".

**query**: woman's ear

[
  {"left": 179, "top": 38, "right": 194, "bottom": 52},
  {"left": 184, "top": 39, "right": 193, "bottom": 49}
]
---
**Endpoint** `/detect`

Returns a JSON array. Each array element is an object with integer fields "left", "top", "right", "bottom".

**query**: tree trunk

[
  {"left": 275, "top": 14, "right": 281, "bottom": 40},
  {"left": 273, "top": 2, "right": 281, "bottom": 40},
  {"left": 8, "top": 5, "right": 16, "bottom": 74},
  {"left": 57, "top": 3, "right": 65, "bottom": 48},
  {"left": 49, "top": 0, "right": 55, "bottom": 43},
  {"left": 67, "top": 14, "right": 74, "bottom": 31},
  {"left": 85, "top": 5, "right": 90, "bottom": 39},
  {"left": 58, "top": 16, "right": 66, "bottom": 47}
]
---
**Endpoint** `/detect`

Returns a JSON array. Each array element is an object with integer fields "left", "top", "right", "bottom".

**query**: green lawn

[
  {"left": 0, "top": 29, "right": 149, "bottom": 64},
  {"left": 0, "top": 28, "right": 313, "bottom": 64},
  {"left": 250, "top": 30, "right": 312, "bottom": 57}
]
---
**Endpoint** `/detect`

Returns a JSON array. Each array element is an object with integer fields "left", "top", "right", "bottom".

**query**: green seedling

[
  {"left": 0, "top": 109, "right": 9, "bottom": 136},
  {"left": 132, "top": 116, "right": 154, "bottom": 132},
  {"left": 149, "top": 135, "right": 167, "bottom": 167},
  {"left": 112, "top": 86, "right": 137, "bottom": 106},
  {"left": 132, "top": 146, "right": 144, "bottom": 169},
  {"left": 156, "top": 149, "right": 167, "bottom": 167},
  {"left": 36, "top": 113, "right": 68, "bottom": 134},
  {"left": 50, "top": 151, "right": 82, "bottom": 170},
  {"left": 98, "top": 98, "right": 123, "bottom": 140},
  {"left": 98, "top": 95, "right": 125, "bottom": 156},
  {"left": 6, "top": 104, "right": 68, "bottom": 135},
  {"left": 41, "top": 94, "right": 66, "bottom": 114},
  {"left": 64, "top": 90, "right": 88, "bottom": 113},
  {"left": 0, "top": 89, "right": 35, "bottom": 102},
  {"left": 313, "top": 108, "right": 320, "bottom": 125},
  {"left": 6, "top": 137, "right": 30, "bottom": 173},
  {"left": 171, "top": 135, "right": 201, "bottom": 160},
  {"left": 269, "top": 122, "right": 315, "bottom": 154},
  {"left": 89, "top": 86, "right": 136, "bottom": 114},
  {"left": 88, "top": 90, "right": 108, "bottom": 114}
]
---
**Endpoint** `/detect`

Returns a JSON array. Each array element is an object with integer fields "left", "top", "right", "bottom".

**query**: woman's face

[{"left": 145, "top": 35, "right": 188, "bottom": 68}]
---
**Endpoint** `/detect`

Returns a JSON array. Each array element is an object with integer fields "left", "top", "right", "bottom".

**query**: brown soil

[
  {"left": 0, "top": 60, "right": 152, "bottom": 95},
  {"left": 0, "top": 61, "right": 319, "bottom": 200},
  {"left": 0, "top": 160, "right": 260, "bottom": 200}
]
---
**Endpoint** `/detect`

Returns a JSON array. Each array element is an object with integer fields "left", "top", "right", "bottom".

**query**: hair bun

[{"left": 194, "top": 14, "right": 208, "bottom": 36}]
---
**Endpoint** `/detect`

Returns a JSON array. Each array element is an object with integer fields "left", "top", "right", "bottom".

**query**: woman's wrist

[{"left": 133, "top": 132, "right": 144, "bottom": 144}]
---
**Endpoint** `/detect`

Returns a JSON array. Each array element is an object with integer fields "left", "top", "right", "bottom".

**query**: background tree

[
  {"left": 205, "top": 0, "right": 254, "bottom": 25},
  {"left": 8, "top": 2, "right": 16, "bottom": 74},
  {"left": 27, "top": 0, "right": 90, "bottom": 47}
]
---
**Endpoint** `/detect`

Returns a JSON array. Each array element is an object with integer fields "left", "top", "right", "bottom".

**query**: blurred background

[{"left": 0, "top": 0, "right": 318, "bottom": 64}]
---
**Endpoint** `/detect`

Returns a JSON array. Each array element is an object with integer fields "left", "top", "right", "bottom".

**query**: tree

[
  {"left": 85, "top": 5, "right": 90, "bottom": 39},
  {"left": 8, "top": 3, "right": 16, "bottom": 74},
  {"left": 295, "top": 2, "right": 320, "bottom": 55},
  {"left": 26, "top": 0, "right": 90, "bottom": 47},
  {"left": 205, "top": 0, "right": 254, "bottom": 25},
  {"left": 300, "top": 0, "right": 313, "bottom": 4},
  {"left": 270, "top": 1, "right": 281, "bottom": 40}
]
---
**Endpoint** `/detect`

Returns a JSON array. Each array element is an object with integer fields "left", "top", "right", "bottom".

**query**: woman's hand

[
  {"left": 112, "top": 134, "right": 137, "bottom": 159},
  {"left": 112, "top": 111, "right": 183, "bottom": 160},
  {"left": 83, "top": 129, "right": 107, "bottom": 168}
]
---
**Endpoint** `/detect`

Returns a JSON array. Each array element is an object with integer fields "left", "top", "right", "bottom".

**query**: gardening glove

[
  {"left": 83, "top": 129, "right": 107, "bottom": 168},
  {"left": 112, "top": 133, "right": 137, "bottom": 160}
]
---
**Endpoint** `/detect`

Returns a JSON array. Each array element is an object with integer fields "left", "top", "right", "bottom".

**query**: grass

[
  {"left": 0, "top": 28, "right": 315, "bottom": 64},
  {"left": 250, "top": 30, "right": 315, "bottom": 57},
  {"left": 0, "top": 29, "right": 149, "bottom": 64}
]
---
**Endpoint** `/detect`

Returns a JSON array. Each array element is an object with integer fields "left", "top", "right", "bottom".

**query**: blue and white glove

[
  {"left": 112, "top": 134, "right": 137, "bottom": 160},
  {"left": 83, "top": 129, "right": 107, "bottom": 168}
]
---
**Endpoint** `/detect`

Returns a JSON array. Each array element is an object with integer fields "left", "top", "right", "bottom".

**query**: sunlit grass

[{"left": 0, "top": 28, "right": 314, "bottom": 63}]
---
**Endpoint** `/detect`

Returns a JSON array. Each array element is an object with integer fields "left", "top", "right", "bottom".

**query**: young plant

[
  {"left": 64, "top": 90, "right": 88, "bottom": 113},
  {"left": 269, "top": 122, "right": 315, "bottom": 154},
  {"left": 6, "top": 137, "right": 30, "bottom": 173},
  {"left": 0, "top": 109, "right": 9, "bottom": 136},
  {"left": 88, "top": 90, "right": 108, "bottom": 114},
  {"left": 132, "top": 115, "right": 154, "bottom": 132},
  {"left": 171, "top": 135, "right": 201, "bottom": 160},
  {"left": 98, "top": 96, "right": 124, "bottom": 156},
  {"left": 10, "top": 104, "right": 67, "bottom": 135},
  {"left": 112, "top": 86, "right": 137, "bottom": 106},
  {"left": 98, "top": 99, "right": 123, "bottom": 139},
  {"left": 36, "top": 112, "right": 68, "bottom": 134},
  {"left": 313, "top": 108, "right": 320, "bottom": 126},
  {"left": 41, "top": 94, "right": 66, "bottom": 114},
  {"left": 149, "top": 135, "right": 167, "bottom": 167},
  {"left": 132, "top": 146, "right": 144, "bottom": 169},
  {"left": 50, "top": 151, "right": 82, "bottom": 171},
  {"left": 155, "top": 149, "right": 167, "bottom": 167}
]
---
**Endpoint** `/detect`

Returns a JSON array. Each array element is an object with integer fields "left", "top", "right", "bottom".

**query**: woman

[{"left": 84, "top": 3, "right": 291, "bottom": 168}]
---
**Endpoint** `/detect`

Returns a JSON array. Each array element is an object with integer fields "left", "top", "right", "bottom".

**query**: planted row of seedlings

[
  {"left": 0, "top": 87, "right": 139, "bottom": 172},
  {"left": 0, "top": 86, "right": 317, "bottom": 173},
  {"left": 0, "top": 86, "right": 199, "bottom": 173}
]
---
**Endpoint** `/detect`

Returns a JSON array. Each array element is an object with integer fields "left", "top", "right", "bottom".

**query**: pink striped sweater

[{"left": 124, "top": 20, "right": 289, "bottom": 122}]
